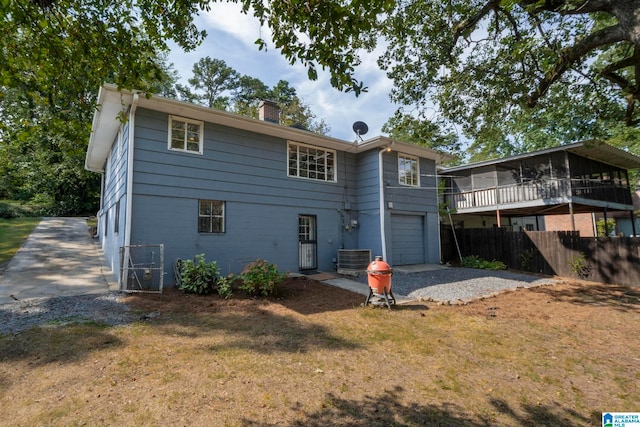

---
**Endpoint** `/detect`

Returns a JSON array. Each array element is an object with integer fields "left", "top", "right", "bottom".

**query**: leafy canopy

[
  {"left": 1, "top": 0, "right": 333, "bottom": 212},
  {"left": 1, "top": 0, "right": 205, "bottom": 213},
  {"left": 4, "top": 0, "right": 640, "bottom": 212},
  {"left": 224, "top": 0, "right": 640, "bottom": 158},
  {"left": 177, "top": 56, "right": 329, "bottom": 134}
]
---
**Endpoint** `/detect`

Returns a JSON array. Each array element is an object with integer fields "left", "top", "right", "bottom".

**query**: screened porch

[{"left": 442, "top": 144, "right": 635, "bottom": 217}]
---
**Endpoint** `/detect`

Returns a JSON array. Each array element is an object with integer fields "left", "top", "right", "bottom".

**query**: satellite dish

[{"left": 352, "top": 121, "right": 369, "bottom": 141}]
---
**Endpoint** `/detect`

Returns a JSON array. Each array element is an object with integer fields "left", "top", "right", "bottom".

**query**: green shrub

[
  {"left": 0, "top": 200, "right": 53, "bottom": 217},
  {"left": 240, "top": 259, "right": 286, "bottom": 296},
  {"left": 0, "top": 202, "right": 18, "bottom": 219},
  {"left": 519, "top": 248, "right": 536, "bottom": 271},
  {"left": 568, "top": 252, "right": 591, "bottom": 279},
  {"left": 178, "top": 254, "right": 221, "bottom": 295},
  {"left": 461, "top": 255, "right": 507, "bottom": 271},
  {"left": 217, "top": 275, "right": 234, "bottom": 299},
  {"left": 461, "top": 255, "right": 480, "bottom": 268}
]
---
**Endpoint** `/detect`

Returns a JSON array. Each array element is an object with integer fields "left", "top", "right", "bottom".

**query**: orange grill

[{"left": 365, "top": 256, "right": 396, "bottom": 308}]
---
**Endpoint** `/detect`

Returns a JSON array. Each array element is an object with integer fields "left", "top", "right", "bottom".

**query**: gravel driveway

[{"left": 354, "top": 267, "right": 558, "bottom": 302}]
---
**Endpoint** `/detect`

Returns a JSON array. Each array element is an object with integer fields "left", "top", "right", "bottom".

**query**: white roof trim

[
  {"left": 441, "top": 140, "right": 640, "bottom": 172},
  {"left": 85, "top": 84, "right": 454, "bottom": 172},
  {"left": 85, "top": 86, "right": 133, "bottom": 172},
  {"left": 357, "top": 135, "right": 457, "bottom": 163}
]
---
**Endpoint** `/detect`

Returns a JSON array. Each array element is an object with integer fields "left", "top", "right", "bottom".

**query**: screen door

[{"left": 298, "top": 215, "right": 317, "bottom": 270}]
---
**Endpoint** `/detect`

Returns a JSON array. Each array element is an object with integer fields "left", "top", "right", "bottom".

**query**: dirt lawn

[{"left": 1, "top": 276, "right": 639, "bottom": 426}]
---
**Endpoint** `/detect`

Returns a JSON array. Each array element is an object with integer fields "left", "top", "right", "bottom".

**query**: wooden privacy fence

[{"left": 440, "top": 226, "right": 640, "bottom": 287}]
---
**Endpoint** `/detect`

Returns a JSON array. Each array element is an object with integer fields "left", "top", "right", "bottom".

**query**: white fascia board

[
  {"left": 85, "top": 84, "right": 458, "bottom": 171},
  {"left": 356, "top": 135, "right": 456, "bottom": 164},
  {"left": 441, "top": 140, "right": 640, "bottom": 172},
  {"left": 133, "top": 94, "right": 353, "bottom": 152},
  {"left": 85, "top": 86, "right": 133, "bottom": 172}
]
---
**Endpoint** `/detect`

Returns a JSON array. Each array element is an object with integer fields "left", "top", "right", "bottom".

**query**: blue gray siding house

[{"left": 85, "top": 84, "right": 453, "bottom": 287}]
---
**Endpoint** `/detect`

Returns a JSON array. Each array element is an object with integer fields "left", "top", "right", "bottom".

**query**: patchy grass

[
  {"left": 0, "top": 217, "right": 40, "bottom": 267},
  {"left": 0, "top": 278, "right": 638, "bottom": 426}
]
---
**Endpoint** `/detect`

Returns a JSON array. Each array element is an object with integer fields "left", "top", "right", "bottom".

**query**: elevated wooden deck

[{"left": 445, "top": 178, "right": 633, "bottom": 216}]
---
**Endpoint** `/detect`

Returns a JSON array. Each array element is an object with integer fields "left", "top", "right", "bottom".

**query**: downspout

[
  {"left": 100, "top": 172, "right": 105, "bottom": 212},
  {"left": 436, "top": 166, "right": 442, "bottom": 263},
  {"left": 97, "top": 172, "right": 104, "bottom": 239},
  {"left": 379, "top": 147, "right": 388, "bottom": 261},
  {"left": 124, "top": 93, "right": 138, "bottom": 249},
  {"left": 122, "top": 93, "right": 139, "bottom": 288}
]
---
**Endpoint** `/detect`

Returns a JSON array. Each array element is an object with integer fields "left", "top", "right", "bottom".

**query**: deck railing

[{"left": 446, "top": 178, "right": 630, "bottom": 210}]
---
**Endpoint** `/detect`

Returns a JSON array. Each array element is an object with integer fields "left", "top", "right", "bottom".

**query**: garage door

[{"left": 390, "top": 215, "right": 425, "bottom": 265}]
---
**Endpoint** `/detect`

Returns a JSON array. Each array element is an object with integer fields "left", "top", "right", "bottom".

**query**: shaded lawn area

[
  {"left": 0, "top": 217, "right": 40, "bottom": 268},
  {"left": 0, "top": 277, "right": 638, "bottom": 426}
]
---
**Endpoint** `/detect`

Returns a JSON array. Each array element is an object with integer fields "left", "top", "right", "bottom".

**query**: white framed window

[
  {"left": 169, "top": 116, "right": 204, "bottom": 154},
  {"left": 288, "top": 141, "right": 336, "bottom": 182},
  {"left": 198, "top": 200, "right": 225, "bottom": 233},
  {"left": 398, "top": 153, "right": 419, "bottom": 187}
]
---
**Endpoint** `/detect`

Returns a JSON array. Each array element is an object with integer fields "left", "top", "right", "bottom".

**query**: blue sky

[{"left": 168, "top": 3, "right": 399, "bottom": 141}]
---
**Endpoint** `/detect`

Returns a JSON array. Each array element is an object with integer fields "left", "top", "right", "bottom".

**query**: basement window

[
  {"left": 198, "top": 200, "right": 225, "bottom": 233},
  {"left": 169, "top": 116, "right": 203, "bottom": 154}
]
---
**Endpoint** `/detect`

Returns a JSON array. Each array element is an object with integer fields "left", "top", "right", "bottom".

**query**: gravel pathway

[
  {"left": 0, "top": 268, "right": 559, "bottom": 334},
  {"left": 354, "top": 267, "right": 558, "bottom": 302},
  {"left": 0, "top": 292, "right": 136, "bottom": 335}
]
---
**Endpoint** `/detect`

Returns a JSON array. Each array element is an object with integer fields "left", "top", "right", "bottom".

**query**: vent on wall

[{"left": 337, "top": 249, "right": 371, "bottom": 276}]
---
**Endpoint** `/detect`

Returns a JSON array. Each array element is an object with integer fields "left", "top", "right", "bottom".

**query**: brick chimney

[{"left": 258, "top": 100, "right": 280, "bottom": 124}]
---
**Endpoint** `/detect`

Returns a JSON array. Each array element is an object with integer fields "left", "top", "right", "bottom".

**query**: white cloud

[
  {"left": 169, "top": 3, "right": 398, "bottom": 140},
  {"left": 199, "top": 2, "right": 270, "bottom": 48},
  {"left": 293, "top": 47, "right": 397, "bottom": 140}
]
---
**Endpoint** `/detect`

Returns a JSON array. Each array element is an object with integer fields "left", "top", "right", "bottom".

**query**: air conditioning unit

[{"left": 337, "top": 249, "right": 371, "bottom": 276}]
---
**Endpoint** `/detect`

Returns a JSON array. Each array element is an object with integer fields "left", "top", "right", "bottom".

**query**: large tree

[
  {"left": 382, "top": 111, "right": 464, "bottom": 161},
  {"left": 1, "top": 0, "right": 201, "bottom": 213},
  {"left": 232, "top": 75, "right": 270, "bottom": 116},
  {"left": 174, "top": 57, "right": 330, "bottom": 133},
  {"left": 184, "top": 57, "right": 240, "bottom": 109},
  {"left": 226, "top": 0, "right": 640, "bottom": 158},
  {"left": 380, "top": 1, "right": 640, "bottom": 156},
  {"left": 231, "top": 77, "right": 329, "bottom": 134},
  {"left": 5, "top": 0, "right": 640, "bottom": 207}
]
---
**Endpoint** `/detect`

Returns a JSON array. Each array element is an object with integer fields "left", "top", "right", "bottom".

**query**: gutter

[
  {"left": 87, "top": 85, "right": 457, "bottom": 172},
  {"left": 97, "top": 172, "right": 104, "bottom": 238},
  {"left": 435, "top": 166, "right": 443, "bottom": 263},
  {"left": 122, "top": 93, "right": 139, "bottom": 288},
  {"left": 124, "top": 93, "right": 138, "bottom": 248},
  {"left": 379, "top": 147, "right": 390, "bottom": 261}
]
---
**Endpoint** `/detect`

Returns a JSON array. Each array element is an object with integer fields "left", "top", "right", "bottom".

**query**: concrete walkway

[{"left": 0, "top": 217, "right": 116, "bottom": 305}]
